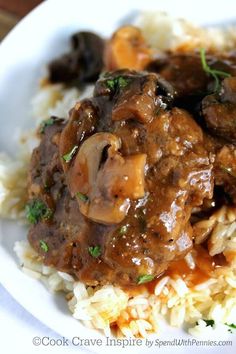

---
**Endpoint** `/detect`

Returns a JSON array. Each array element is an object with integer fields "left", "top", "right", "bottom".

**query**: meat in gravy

[{"left": 27, "top": 27, "right": 236, "bottom": 287}]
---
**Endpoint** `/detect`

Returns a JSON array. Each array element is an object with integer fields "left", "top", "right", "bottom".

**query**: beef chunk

[{"left": 28, "top": 70, "right": 214, "bottom": 286}]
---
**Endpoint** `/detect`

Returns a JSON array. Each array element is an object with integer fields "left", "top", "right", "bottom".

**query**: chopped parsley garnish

[
  {"left": 196, "top": 321, "right": 236, "bottom": 331},
  {"left": 106, "top": 76, "right": 130, "bottom": 92},
  {"left": 137, "top": 274, "right": 155, "bottom": 285},
  {"left": 39, "top": 118, "right": 54, "bottom": 134},
  {"left": 88, "top": 246, "right": 101, "bottom": 258},
  {"left": 39, "top": 240, "right": 49, "bottom": 252},
  {"left": 62, "top": 145, "right": 78, "bottom": 163},
  {"left": 25, "top": 200, "right": 53, "bottom": 224},
  {"left": 76, "top": 192, "right": 89, "bottom": 202},
  {"left": 225, "top": 323, "right": 236, "bottom": 329},
  {"left": 119, "top": 225, "right": 128, "bottom": 235},
  {"left": 201, "top": 319, "right": 215, "bottom": 327},
  {"left": 200, "top": 48, "right": 231, "bottom": 92}
]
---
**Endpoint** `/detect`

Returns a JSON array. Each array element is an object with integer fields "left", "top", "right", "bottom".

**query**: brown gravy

[{"left": 124, "top": 245, "right": 227, "bottom": 296}]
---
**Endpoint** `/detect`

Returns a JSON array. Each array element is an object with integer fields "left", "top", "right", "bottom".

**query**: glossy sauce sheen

[
  {"left": 125, "top": 245, "right": 226, "bottom": 296},
  {"left": 27, "top": 32, "right": 236, "bottom": 288},
  {"left": 165, "top": 245, "right": 226, "bottom": 285}
]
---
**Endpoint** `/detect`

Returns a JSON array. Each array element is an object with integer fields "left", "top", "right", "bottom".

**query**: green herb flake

[
  {"left": 76, "top": 192, "right": 89, "bottom": 202},
  {"left": 117, "top": 76, "right": 129, "bottom": 88},
  {"left": 39, "top": 240, "right": 49, "bottom": 252},
  {"left": 62, "top": 145, "right": 78, "bottom": 163},
  {"left": 106, "top": 76, "right": 130, "bottom": 92},
  {"left": 39, "top": 118, "right": 54, "bottom": 134},
  {"left": 137, "top": 274, "right": 155, "bottom": 285},
  {"left": 203, "top": 319, "right": 215, "bottom": 327},
  {"left": 225, "top": 323, "right": 236, "bottom": 329},
  {"left": 88, "top": 246, "right": 101, "bottom": 258},
  {"left": 106, "top": 79, "right": 116, "bottom": 90},
  {"left": 200, "top": 48, "right": 231, "bottom": 92},
  {"left": 25, "top": 200, "right": 53, "bottom": 224},
  {"left": 119, "top": 225, "right": 128, "bottom": 235}
]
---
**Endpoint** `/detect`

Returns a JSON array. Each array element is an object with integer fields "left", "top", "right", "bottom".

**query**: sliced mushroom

[
  {"left": 68, "top": 133, "right": 120, "bottom": 197},
  {"left": 220, "top": 76, "right": 236, "bottom": 103},
  {"left": 67, "top": 132, "right": 147, "bottom": 224},
  {"left": 105, "top": 26, "right": 153, "bottom": 71},
  {"left": 96, "top": 152, "right": 147, "bottom": 199}
]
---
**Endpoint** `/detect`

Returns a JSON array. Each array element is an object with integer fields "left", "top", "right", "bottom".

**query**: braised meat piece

[
  {"left": 146, "top": 53, "right": 236, "bottom": 102},
  {"left": 27, "top": 70, "right": 214, "bottom": 286},
  {"left": 28, "top": 120, "right": 87, "bottom": 273},
  {"left": 214, "top": 145, "right": 236, "bottom": 203},
  {"left": 147, "top": 54, "right": 210, "bottom": 98}
]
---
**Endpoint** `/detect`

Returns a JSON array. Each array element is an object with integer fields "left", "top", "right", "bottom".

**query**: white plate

[{"left": 0, "top": 0, "right": 236, "bottom": 353}]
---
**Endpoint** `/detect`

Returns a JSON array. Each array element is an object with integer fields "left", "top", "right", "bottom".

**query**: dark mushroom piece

[
  {"left": 202, "top": 77, "right": 236, "bottom": 143},
  {"left": 146, "top": 54, "right": 210, "bottom": 99},
  {"left": 48, "top": 32, "right": 104, "bottom": 85}
]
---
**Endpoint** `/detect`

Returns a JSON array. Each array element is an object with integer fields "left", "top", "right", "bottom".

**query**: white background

[{"left": 0, "top": 284, "right": 81, "bottom": 354}]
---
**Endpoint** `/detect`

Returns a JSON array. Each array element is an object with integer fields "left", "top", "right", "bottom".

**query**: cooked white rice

[
  {"left": 0, "top": 153, "right": 29, "bottom": 219},
  {"left": 13, "top": 233, "right": 236, "bottom": 338},
  {"left": 1, "top": 11, "right": 236, "bottom": 339},
  {"left": 137, "top": 11, "right": 236, "bottom": 52},
  {"left": 32, "top": 84, "right": 80, "bottom": 123}
]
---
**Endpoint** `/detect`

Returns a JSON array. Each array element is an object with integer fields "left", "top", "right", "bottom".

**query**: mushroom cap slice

[
  {"left": 67, "top": 132, "right": 147, "bottom": 224},
  {"left": 105, "top": 26, "right": 153, "bottom": 71}
]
